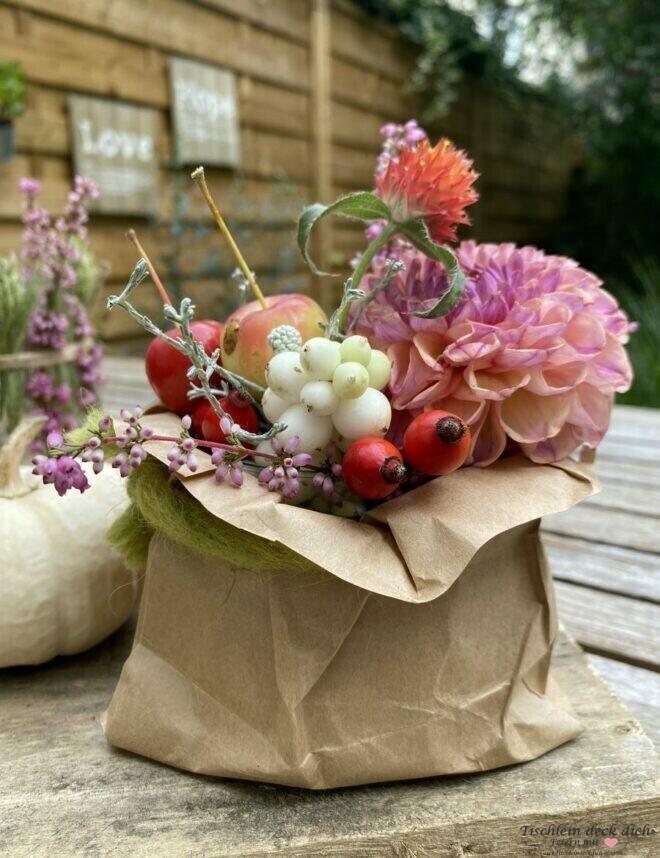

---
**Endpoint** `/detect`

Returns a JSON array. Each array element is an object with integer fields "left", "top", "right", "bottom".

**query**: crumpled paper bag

[{"left": 104, "top": 412, "right": 597, "bottom": 788}]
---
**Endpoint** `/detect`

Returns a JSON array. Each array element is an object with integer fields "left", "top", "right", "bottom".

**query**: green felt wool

[{"left": 107, "top": 458, "right": 320, "bottom": 574}]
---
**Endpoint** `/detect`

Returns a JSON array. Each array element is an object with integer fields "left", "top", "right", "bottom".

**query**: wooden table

[{"left": 1, "top": 358, "right": 658, "bottom": 856}]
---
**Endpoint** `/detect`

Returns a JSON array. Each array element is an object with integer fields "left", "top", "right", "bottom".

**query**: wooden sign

[
  {"left": 170, "top": 57, "right": 240, "bottom": 168},
  {"left": 68, "top": 95, "right": 159, "bottom": 216}
]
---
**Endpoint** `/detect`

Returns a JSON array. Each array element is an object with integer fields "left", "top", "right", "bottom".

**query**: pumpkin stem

[{"left": 0, "top": 416, "right": 46, "bottom": 499}]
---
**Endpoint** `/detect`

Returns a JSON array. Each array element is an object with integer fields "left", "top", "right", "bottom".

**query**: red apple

[
  {"left": 145, "top": 320, "right": 224, "bottom": 416},
  {"left": 222, "top": 294, "right": 327, "bottom": 387},
  {"left": 193, "top": 398, "right": 259, "bottom": 443}
]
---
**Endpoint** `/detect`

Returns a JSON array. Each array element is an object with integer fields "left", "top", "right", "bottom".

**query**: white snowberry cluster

[{"left": 259, "top": 334, "right": 392, "bottom": 457}]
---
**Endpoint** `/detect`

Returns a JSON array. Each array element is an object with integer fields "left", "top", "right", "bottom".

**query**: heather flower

[
  {"left": 352, "top": 241, "right": 634, "bottom": 465},
  {"left": 376, "top": 138, "right": 479, "bottom": 244},
  {"left": 375, "top": 120, "right": 428, "bottom": 178},
  {"left": 32, "top": 454, "right": 90, "bottom": 496}
]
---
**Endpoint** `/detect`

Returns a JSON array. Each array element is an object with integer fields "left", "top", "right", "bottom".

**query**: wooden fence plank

[
  {"left": 1, "top": 0, "right": 310, "bottom": 92},
  {"left": 554, "top": 581, "right": 660, "bottom": 671},
  {"left": 544, "top": 533, "right": 660, "bottom": 602}
]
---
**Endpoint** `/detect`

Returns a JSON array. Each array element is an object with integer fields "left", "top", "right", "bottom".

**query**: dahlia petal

[
  {"left": 522, "top": 424, "right": 581, "bottom": 463},
  {"left": 470, "top": 403, "right": 508, "bottom": 467},
  {"left": 465, "top": 367, "right": 531, "bottom": 401},
  {"left": 526, "top": 363, "right": 588, "bottom": 395},
  {"left": 500, "top": 390, "right": 571, "bottom": 443},
  {"left": 564, "top": 314, "right": 606, "bottom": 355},
  {"left": 568, "top": 384, "right": 613, "bottom": 434},
  {"left": 584, "top": 334, "right": 633, "bottom": 392}
]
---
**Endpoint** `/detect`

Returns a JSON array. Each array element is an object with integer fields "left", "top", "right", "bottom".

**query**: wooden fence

[{"left": 0, "top": 0, "right": 580, "bottom": 349}]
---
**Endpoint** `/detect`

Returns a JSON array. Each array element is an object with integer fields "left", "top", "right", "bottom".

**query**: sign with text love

[
  {"left": 68, "top": 95, "right": 159, "bottom": 215},
  {"left": 170, "top": 57, "right": 240, "bottom": 168}
]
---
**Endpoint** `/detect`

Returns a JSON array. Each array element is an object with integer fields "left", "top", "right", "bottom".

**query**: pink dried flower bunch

[
  {"left": 19, "top": 176, "right": 105, "bottom": 449},
  {"left": 352, "top": 240, "right": 634, "bottom": 465}
]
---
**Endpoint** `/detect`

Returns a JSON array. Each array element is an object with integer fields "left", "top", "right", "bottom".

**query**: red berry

[
  {"left": 145, "top": 320, "right": 224, "bottom": 416},
  {"left": 193, "top": 399, "right": 259, "bottom": 444},
  {"left": 342, "top": 437, "right": 406, "bottom": 500},
  {"left": 403, "top": 410, "right": 471, "bottom": 476}
]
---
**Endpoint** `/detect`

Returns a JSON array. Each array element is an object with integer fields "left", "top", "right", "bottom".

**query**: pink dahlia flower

[{"left": 351, "top": 241, "right": 634, "bottom": 465}]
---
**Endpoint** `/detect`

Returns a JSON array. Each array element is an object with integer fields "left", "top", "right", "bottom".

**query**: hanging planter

[
  {"left": 0, "top": 61, "right": 26, "bottom": 165},
  {"left": 0, "top": 119, "right": 14, "bottom": 164}
]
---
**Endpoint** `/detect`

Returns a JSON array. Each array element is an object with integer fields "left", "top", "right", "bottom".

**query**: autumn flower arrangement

[{"left": 32, "top": 121, "right": 632, "bottom": 513}]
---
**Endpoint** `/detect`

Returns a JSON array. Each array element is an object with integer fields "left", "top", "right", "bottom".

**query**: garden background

[{"left": 0, "top": 0, "right": 656, "bottom": 406}]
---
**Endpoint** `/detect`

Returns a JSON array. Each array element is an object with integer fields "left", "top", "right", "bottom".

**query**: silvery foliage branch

[{"left": 107, "top": 260, "right": 284, "bottom": 445}]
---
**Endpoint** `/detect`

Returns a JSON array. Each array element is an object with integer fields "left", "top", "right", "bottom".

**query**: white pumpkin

[{"left": 0, "top": 417, "right": 138, "bottom": 667}]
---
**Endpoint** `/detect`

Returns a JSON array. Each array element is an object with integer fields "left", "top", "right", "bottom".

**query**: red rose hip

[
  {"left": 403, "top": 410, "right": 471, "bottom": 476},
  {"left": 342, "top": 437, "right": 406, "bottom": 500}
]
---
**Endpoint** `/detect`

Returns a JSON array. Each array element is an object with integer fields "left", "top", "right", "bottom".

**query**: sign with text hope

[
  {"left": 170, "top": 57, "right": 240, "bottom": 168},
  {"left": 68, "top": 95, "right": 159, "bottom": 215}
]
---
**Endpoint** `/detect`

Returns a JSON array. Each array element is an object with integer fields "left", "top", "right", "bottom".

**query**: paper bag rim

[{"left": 142, "top": 411, "right": 598, "bottom": 603}]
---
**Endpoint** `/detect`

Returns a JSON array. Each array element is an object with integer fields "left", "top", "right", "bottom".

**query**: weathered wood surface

[
  {"left": 101, "top": 361, "right": 660, "bottom": 749},
  {"left": 1, "top": 629, "right": 658, "bottom": 857}
]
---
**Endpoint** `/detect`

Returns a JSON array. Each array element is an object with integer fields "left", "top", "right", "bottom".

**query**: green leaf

[
  {"left": 399, "top": 219, "right": 466, "bottom": 317},
  {"left": 298, "top": 192, "right": 391, "bottom": 275}
]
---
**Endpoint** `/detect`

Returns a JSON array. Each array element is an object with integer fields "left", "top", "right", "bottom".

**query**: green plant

[
  {"left": 615, "top": 259, "right": 660, "bottom": 408},
  {"left": 0, "top": 256, "right": 36, "bottom": 431},
  {"left": 0, "top": 62, "right": 26, "bottom": 122}
]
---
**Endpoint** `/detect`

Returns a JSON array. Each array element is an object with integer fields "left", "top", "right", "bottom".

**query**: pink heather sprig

[
  {"left": 310, "top": 442, "right": 345, "bottom": 506},
  {"left": 257, "top": 435, "right": 312, "bottom": 499},
  {"left": 375, "top": 120, "right": 428, "bottom": 178},
  {"left": 19, "top": 176, "right": 104, "bottom": 450},
  {"left": 32, "top": 407, "right": 332, "bottom": 501}
]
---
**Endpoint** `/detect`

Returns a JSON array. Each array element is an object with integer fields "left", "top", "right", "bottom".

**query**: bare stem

[
  {"left": 126, "top": 229, "right": 173, "bottom": 307},
  {"left": 191, "top": 166, "right": 267, "bottom": 309}
]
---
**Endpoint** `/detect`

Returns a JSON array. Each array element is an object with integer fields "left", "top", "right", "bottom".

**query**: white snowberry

[
  {"left": 276, "top": 404, "right": 334, "bottom": 454},
  {"left": 265, "top": 350, "right": 308, "bottom": 402},
  {"left": 300, "top": 337, "right": 341, "bottom": 381},
  {"left": 332, "top": 361, "right": 369, "bottom": 400},
  {"left": 340, "top": 334, "right": 371, "bottom": 366},
  {"left": 366, "top": 349, "right": 392, "bottom": 390},
  {"left": 262, "top": 387, "right": 289, "bottom": 422},
  {"left": 300, "top": 380, "right": 340, "bottom": 416},
  {"left": 332, "top": 388, "right": 392, "bottom": 440}
]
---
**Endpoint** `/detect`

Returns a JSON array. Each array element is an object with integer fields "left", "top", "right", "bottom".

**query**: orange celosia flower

[{"left": 376, "top": 138, "right": 479, "bottom": 244}]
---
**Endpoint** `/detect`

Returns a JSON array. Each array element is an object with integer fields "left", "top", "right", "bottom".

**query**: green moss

[{"left": 107, "top": 458, "right": 320, "bottom": 574}]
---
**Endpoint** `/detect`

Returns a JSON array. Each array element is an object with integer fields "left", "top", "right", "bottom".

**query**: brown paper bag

[{"left": 105, "top": 414, "right": 597, "bottom": 788}]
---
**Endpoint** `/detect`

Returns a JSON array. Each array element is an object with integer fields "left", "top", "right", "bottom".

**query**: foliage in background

[
  {"left": 355, "top": 0, "right": 660, "bottom": 405},
  {"left": 0, "top": 61, "right": 27, "bottom": 121},
  {"left": 0, "top": 257, "right": 35, "bottom": 430}
]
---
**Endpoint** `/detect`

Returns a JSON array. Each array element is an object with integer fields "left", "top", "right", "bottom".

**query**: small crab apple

[
  {"left": 193, "top": 398, "right": 259, "bottom": 444},
  {"left": 403, "top": 410, "right": 471, "bottom": 476},
  {"left": 145, "top": 320, "right": 224, "bottom": 415},
  {"left": 342, "top": 438, "right": 406, "bottom": 500},
  {"left": 222, "top": 295, "right": 327, "bottom": 387}
]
